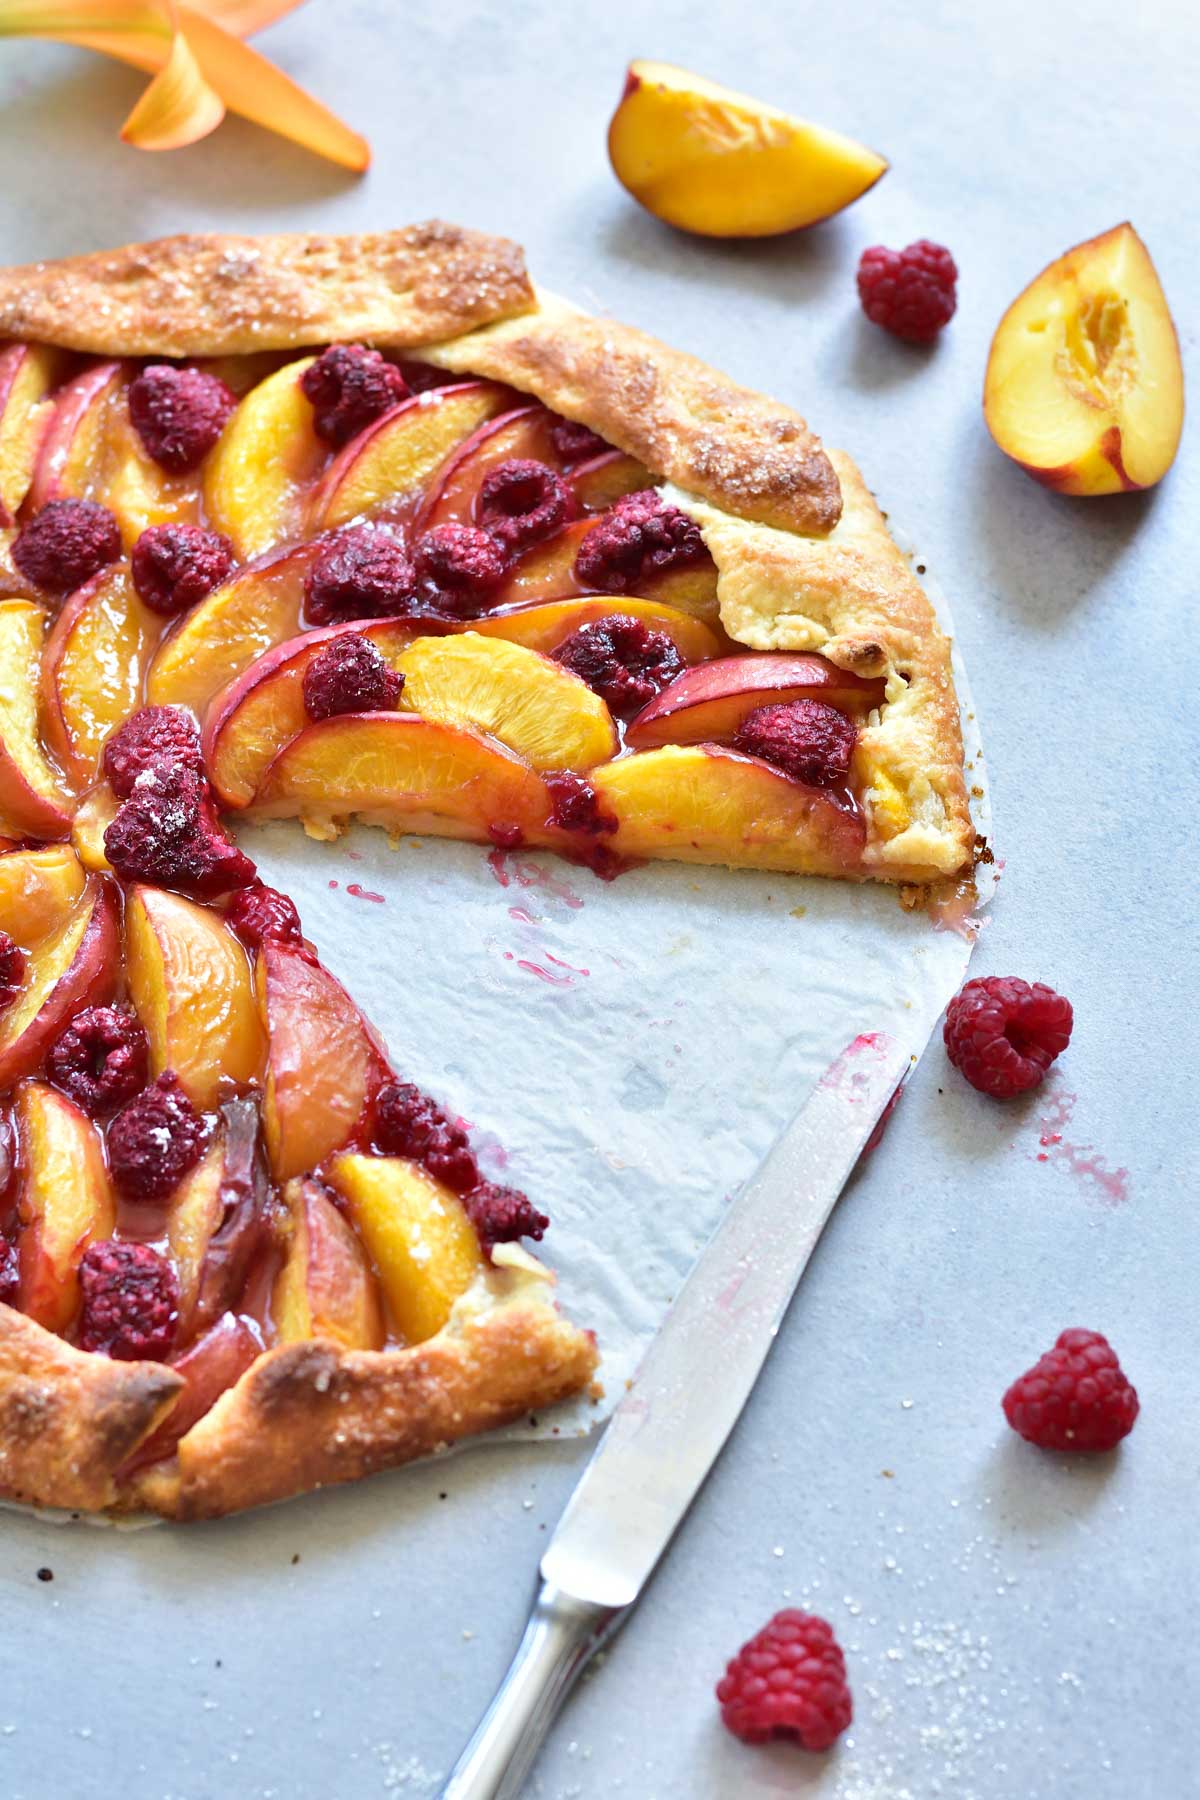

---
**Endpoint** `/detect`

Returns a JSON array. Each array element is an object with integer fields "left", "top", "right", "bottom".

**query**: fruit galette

[{"left": 0, "top": 222, "right": 971, "bottom": 1518}]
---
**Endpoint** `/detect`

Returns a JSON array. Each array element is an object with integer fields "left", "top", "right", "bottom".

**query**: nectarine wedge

[
  {"left": 249, "top": 712, "right": 552, "bottom": 846},
  {"left": 204, "top": 355, "right": 325, "bottom": 558},
  {"left": 473, "top": 595, "right": 723, "bottom": 664},
  {"left": 0, "top": 343, "right": 64, "bottom": 523},
  {"left": 608, "top": 61, "right": 887, "bottom": 237},
  {"left": 98, "top": 386, "right": 202, "bottom": 549},
  {"left": 984, "top": 223, "right": 1184, "bottom": 494},
  {"left": 166, "top": 1137, "right": 227, "bottom": 1325},
  {"left": 0, "top": 875, "right": 118, "bottom": 1090},
  {"left": 0, "top": 845, "right": 85, "bottom": 949},
  {"left": 493, "top": 518, "right": 593, "bottom": 606},
  {"left": 625, "top": 652, "right": 884, "bottom": 749},
  {"left": 40, "top": 565, "right": 160, "bottom": 784},
  {"left": 590, "top": 744, "right": 866, "bottom": 875},
  {"left": 569, "top": 450, "right": 653, "bottom": 513},
  {"left": 0, "top": 599, "right": 74, "bottom": 838},
  {"left": 70, "top": 786, "right": 118, "bottom": 873},
  {"left": 124, "top": 884, "right": 264, "bottom": 1110},
  {"left": 28, "top": 360, "right": 123, "bottom": 512},
  {"left": 273, "top": 1177, "right": 385, "bottom": 1351},
  {"left": 15, "top": 1079, "right": 115, "bottom": 1334},
  {"left": 327, "top": 1152, "right": 484, "bottom": 1345},
  {"left": 396, "top": 633, "right": 618, "bottom": 771}
]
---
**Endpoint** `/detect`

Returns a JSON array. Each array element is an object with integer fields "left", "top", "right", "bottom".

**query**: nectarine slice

[
  {"left": 249, "top": 712, "right": 552, "bottom": 846},
  {"left": 0, "top": 343, "right": 64, "bottom": 523},
  {"left": 28, "top": 360, "right": 123, "bottom": 512},
  {"left": 166, "top": 1137, "right": 227, "bottom": 1325},
  {"left": 98, "top": 386, "right": 202, "bottom": 549},
  {"left": 255, "top": 940, "right": 384, "bottom": 1183},
  {"left": 204, "top": 617, "right": 417, "bottom": 808},
  {"left": 0, "top": 875, "right": 118, "bottom": 1090},
  {"left": 15, "top": 1079, "right": 115, "bottom": 1334},
  {"left": 608, "top": 61, "right": 887, "bottom": 237},
  {"left": 492, "top": 518, "right": 593, "bottom": 606},
  {"left": 590, "top": 744, "right": 866, "bottom": 875},
  {"left": 71, "top": 786, "right": 118, "bottom": 873},
  {"left": 625, "top": 652, "right": 885, "bottom": 749},
  {"left": 125, "top": 884, "right": 264, "bottom": 1110},
  {"left": 40, "top": 565, "right": 160, "bottom": 784},
  {"left": 473, "top": 595, "right": 723, "bottom": 664},
  {"left": 396, "top": 633, "right": 618, "bottom": 771},
  {"left": 0, "top": 845, "right": 85, "bottom": 949},
  {"left": 145, "top": 539, "right": 317, "bottom": 719},
  {"left": 308, "top": 381, "right": 511, "bottom": 532},
  {"left": 984, "top": 223, "right": 1184, "bottom": 495},
  {"left": 0, "top": 599, "right": 74, "bottom": 838},
  {"left": 570, "top": 450, "right": 653, "bottom": 513},
  {"left": 273, "top": 1177, "right": 385, "bottom": 1351},
  {"left": 204, "top": 355, "right": 325, "bottom": 558},
  {"left": 327, "top": 1153, "right": 484, "bottom": 1345}
]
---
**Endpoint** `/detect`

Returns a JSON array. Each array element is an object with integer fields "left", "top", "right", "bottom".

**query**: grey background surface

[{"left": 0, "top": 3, "right": 1196, "bottom": 1796}]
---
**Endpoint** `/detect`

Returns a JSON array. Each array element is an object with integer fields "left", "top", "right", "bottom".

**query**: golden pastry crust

[
  {"left": 0, "top": 223, "right": 535, "bottom": 358},
  {"left": 0, "top": 1306, "right": 182, "bottom": 1513},
  {"left": 423, "top": 291, "right": 843, "bottom": 537}
]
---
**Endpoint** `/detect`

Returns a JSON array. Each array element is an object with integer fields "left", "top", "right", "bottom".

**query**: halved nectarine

[
  {"left": 608, "top": 61, "right": 887, "bottom": 237},
  {"left": 125, "top": 884, "right": 264, "bottom": 1109},
  {"left": 15, "top": 1078, "right": 115, "bottom": 1333},
  {"left": 249, "top": 712, "right": 552, "bottom": 846},
  {"left": 308, "top": 382, "right": 511, "bottom": 533},
  {"left": 396, "top": 633, "right": 618, "bottom": 771},
  {"left": 0, "top": 875, "right": 119, "bottom": 1089},
  {"left": 273, "top": 1177, "right": 385, "bottom": 1350},
  {"left": 40, "top": 565, "right": 160, "bottom": 784},
  {"left": 327, "top": 1152, "right": 484, "bottom": 1345},
  {"left": 418, "top": 404, "right": 564, "bottom": 532},
  {"left": 0, "top": 599, "right": 74, "bottom": 838},
  {"left": 28, "top": 360, "right": 123, "bottom": 512},
  {"left": 0, "top": 845, "right": 85, "bottom": 949},
  {"left": 625, "top": 652, "right": 885, "bottom": 749},
  {"left": 984, "top": 223, "right": 1184, "bottom": 494},
  {"left": 473, "top": 595, "right": 723, "bottom": 664},
  {"left": 590, "top": 744, "right": 866, "bottom": 875},
  {"left": 204, "top": 355, "right": 325, "bottom": 558},
  {"left": 0, "top": 343, "right": 64, "bottom": 523}
]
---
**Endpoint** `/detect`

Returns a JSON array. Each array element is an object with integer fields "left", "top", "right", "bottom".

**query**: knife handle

[{"left": 439, "top": 1583, "right": 620, "bottom": 1800}]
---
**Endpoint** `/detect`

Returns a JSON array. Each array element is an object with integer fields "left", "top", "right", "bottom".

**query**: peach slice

[
  {"left": 145, "top": 539, "right": 318, "bottom": 719},
  {"left": 0, "top": 600, "right": 74, "bottom": 838},
  {"left": 570, "top": 450, "right": 653, "bottom": 513},
  {"left": 395, "top": 632, "right": 618, "bottom": 771},
  {"left": 326, "top": 1152, "right": 484, "bottom": 1345},
  {"left": 166, "top": 1137, "right": 227, "bottom": 1325},
  {"left": 492, "top": 518, "right": 593, "bottom": 606},
  {"left": 248, "top": 711, "right": 552, "bottom": 845},
  {"left": 984, "top": 223, "right": 1185, "bottom": 495},
  {"left": 0, "top": 879, "right": 119, "bottom": 1091},
  {"left": 418, "top": 403, "right": 564, "bottom": 532},
  {"left": 0, "top": 343, "right": 65, "bottom": 523},
  {"left": 590, "top": 744, "right": 866, "bottom": 875},
  {"left": 0, "top": 846, "right": 85, "bottom": 949},
  {"left": 15, "top": 1079, "right": 115, "bottom": 1334},
  {"left": 273, "top": 1177, "right": 385, "bottom": 1351},
  {"left": 255, "top": 939, "right": 385, "bottom": 1183},
  {"left": 473, "top": 594, "right": 723, "bottom": 664},
  {"left": 608, "top": 61, "right": 887, "bottom": 237},
  {"left": 625, "top": 652, "right": 886, "bottom": 750},
  {"left": 28, "top": 360, "right": 123, "bottom": 512},
  {"left": 125, "top": 884, "right": 264, "bottom": 1110},
  {"left": 204, "top": 617, "right": 417, "bottom": 808},
  {"left": 97, "top": 386, "right": 202, "bottom": 550},
  {"left": 204, "top": 355, "right": 325, "bottom": 558},
  {"left": 308, "top": 381, "right": 512, "bottom": 533},
  {"left": 39, "top": 565, "right": 160, "bottom": 784},
  {"left": 123, "top": 1311, "right": 262, "bottom": 1472},
  {"left": 71, "top": 787, "right": 118, "bottom": 874}
]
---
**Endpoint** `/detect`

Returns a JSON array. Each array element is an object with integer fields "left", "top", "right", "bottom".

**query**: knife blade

[{"left": 441, "top": 1029, "right": 913, "bottom": 1800}]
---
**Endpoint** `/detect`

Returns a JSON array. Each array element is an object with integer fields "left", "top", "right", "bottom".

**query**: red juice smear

[
  {"left": 517, "top": 960, "right": 574, "bottom": 987},
  {"left": 346, "top": 883, "right": 385, "bottom": 904},
  {"left": 1028, "top": 1090, "right": 1130, "bottom": 1205}
]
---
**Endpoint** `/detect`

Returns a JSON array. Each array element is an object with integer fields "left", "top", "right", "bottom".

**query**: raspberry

[
  {"left": 374, "top": 1081, "right": 480, "bottom": 1195},
  {"left": 554, "top": 615, "right": 684, "bottom": 720},
  {"left": 104, "top": 764, "right": 257, "bottom": 897},
  {"left": 77, "top": 1239, "right": 179, "bottom": 1360},
  {"left": 1003, "top": 1328, "right": 1139, "bottom": 1453},
  {"left": 300, "top": 344, "right": 409, "bottom": 447},
  {"left": 225, "top": 883, "right": 305, "bottom": 952},
  {"left": 544, "top": 770, "right": 617, "bottom": 836},
  {"left": 464, "top": 1181, "right": 549, "bottom": 1252},
  {"left": 716, "top": 1611, "right": 852, "bottom": 1749},
  {"left": 304, "top": 526, "right": 417, "bottom": 626},
  {"left": 573, "top": 490, "right": 709, "bottom": 594},
  {"left": 131, "top": 522, "right": 234, "bottom": 617},
  {"left": 477, "top": 458, "right": 576, "bottom": 558},
  {"left": 106, "top": 1072, "right": 208, "bottom": 1202},
  {"left": 47, "top": 1007, "right": 148, "bottom": 1116},
  {"left": 733, "top": 699, "right": 857, "bottom": 788},
  {"left": 0, "top": 931, "right": 26, "bottom": 1011},
  {"left": 302, "top": 631, "right": 404, "bottom": 722},
  {"left": 0, "top": 1234, "right": 18, "bottom": 1307},
  {"left": 412, "top": 523, "right": 505, "bottom": 616},
  {"left": 550, "top": 418, "right": 610, "bottom": 464},
  {"left": 101, "top": 704, "right": 202, "bottom": 799},
  {"left": 12, "top": 498, "right": 121, "bottom": 595},
  {"left": 943, "top": 976, "right": 1073, "bottom": 1099},
  {"left": 856, "top": 240, "right": 958, "bottom": 344},
  {"left": 128, "top": 364, "right": 236, "bottom": 472},
  {"left": 396, "top": 360, "right": 455, "bottom": 393}
]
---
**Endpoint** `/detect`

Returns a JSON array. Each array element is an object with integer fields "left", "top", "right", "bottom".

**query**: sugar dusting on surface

[{"left": 1028, "top": 1089, "right": 1130, "bottom": 1205}]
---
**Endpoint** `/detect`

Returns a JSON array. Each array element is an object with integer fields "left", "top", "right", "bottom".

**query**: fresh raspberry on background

[
  {"left": 102, "top": 704, "right": 203, "bottom": 798},
  {"left": 300, "top": 344, "right": 409, "bottom": 447},
  {"left": 302, "top": 631, "right": 404, "bottom": 721},
  {"left": 129, "top": 364, "right": 236, "bottom": 472},
  {"left": 943, "top": 976, "right": 1073, "bottom": 1098},
  {"left": 131, "top": 522, "right": 233, "bottom": 616},
  {"left": 77, "top": 1238, "right": 179, "bottom": 1360},
  {"left": 733, "top": 699, "right": 857, "bottom": 788},
  {"left": 12, "top": 498, "right": 121, "bottom": 595},
  {"left": 106, "top": 1071, "right": 208, "bottom": 1202},
  {"left": 857, "top": 240, "right": 958, "bottom": 343},
  {"left": 1003, "top": 1328, "right": 1139, "bottom": 1452},
  {"left": 717, "top": 1610, "right": 852, "bottom": 1749}
]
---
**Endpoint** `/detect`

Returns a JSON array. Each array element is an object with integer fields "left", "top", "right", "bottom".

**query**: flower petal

[{"left": 121, "top": 16, "right": 225, "bottom": 148}]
